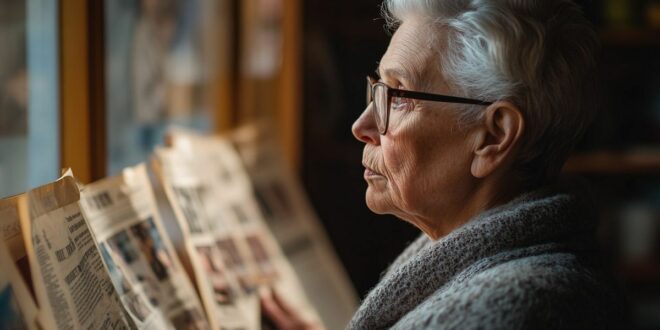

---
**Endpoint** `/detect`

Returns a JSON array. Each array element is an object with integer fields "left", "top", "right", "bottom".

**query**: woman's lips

[{"left": 363, "top": 165, "right": 383, "bottom": 178}]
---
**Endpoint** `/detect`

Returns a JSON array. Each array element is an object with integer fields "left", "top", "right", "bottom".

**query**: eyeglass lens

[
  {"left": 366, "top": 78, "right": 389, "bottom": 134},
  {"left": 374, "top": 84, "right": 387, "bottom": 134}
]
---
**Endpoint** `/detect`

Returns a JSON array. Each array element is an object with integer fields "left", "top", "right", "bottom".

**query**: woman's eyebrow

[{"left": 376, "top": 64, "right": 418, "bottom": 87}]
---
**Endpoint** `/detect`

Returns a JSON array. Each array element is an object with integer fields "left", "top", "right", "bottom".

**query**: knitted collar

[{"left": 348, "top": 184, "right": 599, "bottom": 329}]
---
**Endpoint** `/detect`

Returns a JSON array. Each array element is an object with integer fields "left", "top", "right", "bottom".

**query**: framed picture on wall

[{"left": 105, "top": 0, "right": 231, "bottom": 174}]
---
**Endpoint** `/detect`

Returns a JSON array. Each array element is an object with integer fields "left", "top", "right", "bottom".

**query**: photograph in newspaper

[
  {"left": 244, "top": 233, "right": 277, "bottom": 279},
  {"left": 99, "top": 242, "right": 153, "bottom": 323},
  {"left": 105, "top": 231, "right": 164, "bottom": 314},
  {"left": 80, "top": 164, "right": 209, "bottom": 329},
  {"left": 189, "top": 241, "right": 258, "bottom": 330},
  {"left": 20, "top": 175, "right": 133, "bottom": 329},
  {"left": 172, "top": 186, "right": 207, "bottom": 235},
  {"left": 130, "top": 218, "right": 172, "bottom": 282},
  {"left": 215, "top": 238, "right": 249, "bottom": 284},
  {"left": 195, "top": 246, "right": 234, "bottom": 306},
  {"left": 215, "top": 236, "right": 262, "bottom": 294}
]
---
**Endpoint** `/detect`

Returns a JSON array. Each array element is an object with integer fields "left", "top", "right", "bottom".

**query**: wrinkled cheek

[
  {"left": 392, "top": 173, "right": 422, "bottom": 214},
  {"left": 381, "top": 142, "right": 418, "bottom": 211},
  {"left": 381, "top": 139, "right": 406, "bottom": 178}
]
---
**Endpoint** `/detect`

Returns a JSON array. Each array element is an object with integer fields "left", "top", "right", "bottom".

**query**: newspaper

[
  {"left": 153, "top": 147, "right": 258, "bottom": 330},
  {"left": 0, "top": 195, "right": 28, "bottom": 264},
  {"left": 80, "top": 164, "right": 209, "bottom": 329},
  {"left": 166, "top": 132, "right": 275, "bottom": 287},
  {"left": 230, "top": 124, "right": 358, "bottom": 330},
  {"left": 19, "top": 173, "right": 134, "bottom": 329},
  {"left": 166, "top": 129, "right": 323, "bottom": 327},
  {"left": 0, "top": 196, "right": 39, "bottom": 330},
  {"left": 0, "top": 195, "right": 34, "bottom": 295}
]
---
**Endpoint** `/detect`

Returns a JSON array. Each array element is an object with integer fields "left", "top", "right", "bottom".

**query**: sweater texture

[{"left": 348, "top": 183, "right": 625, "bottom": 329}]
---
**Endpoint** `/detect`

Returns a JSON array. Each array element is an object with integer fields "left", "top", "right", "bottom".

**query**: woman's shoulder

[
  {"left": 467, "top": 251, "right": 619, "bottom": 300},
  {"left": 394, "top": 251, "right": 627, "bottom": 329}
]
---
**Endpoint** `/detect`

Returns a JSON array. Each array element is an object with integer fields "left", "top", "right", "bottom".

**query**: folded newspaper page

[
  {"left": 0, "top": 194, "right": 34, "bottom": 301},
  {"left": 166, "top": 129, "right": 323, "bottom": 327},
  {"left": 153, "top": 148, "right": 258, "bottom": 330},
  {"left": 230, "top": 124, "right": 358, "bottom": 330},
  {"left": 80, "top": 164, "right": 209, "bottom": 329},
  {"left": 0, "top": 195, "right": 39, "bottom": 330},
  {"left": 19, "top": 173, "right": 134, "bottom": 329},
  {"left": 1, "top": 195, "right": 29, "bottom": 266}
]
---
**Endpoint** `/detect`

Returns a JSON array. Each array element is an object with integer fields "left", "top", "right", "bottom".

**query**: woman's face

[{"left": 352, "top": 19, "right": 481, "bottom": 238}]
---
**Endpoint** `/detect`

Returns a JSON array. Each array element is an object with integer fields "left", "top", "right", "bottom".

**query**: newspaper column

[{"left": 19, "top": 174, "right": 135, "bottom": 329}]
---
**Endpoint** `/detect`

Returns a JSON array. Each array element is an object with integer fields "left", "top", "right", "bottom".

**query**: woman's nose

[{"left": 352, "top": 103, "right": 380, "bottom": 145}]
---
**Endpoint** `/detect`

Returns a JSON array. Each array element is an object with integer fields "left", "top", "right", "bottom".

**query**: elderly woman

[{"left": 262, "top": 0, "right": 625, "bottom": 328}]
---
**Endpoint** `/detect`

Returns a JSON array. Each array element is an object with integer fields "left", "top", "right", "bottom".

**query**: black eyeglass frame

[{"left": 366, "top": 76, "right": 494, "bottom": 135}]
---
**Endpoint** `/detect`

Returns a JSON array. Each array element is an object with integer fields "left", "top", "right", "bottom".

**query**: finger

[
  {"left": 271, "top": 287, "right": 297, "bottom": 318},
  {"left": 260, "top": 289, "right": 295, "bottom": 329}
]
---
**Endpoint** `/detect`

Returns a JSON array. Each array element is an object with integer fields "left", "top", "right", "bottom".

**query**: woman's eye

[{"left": 391, "top": 96, "right": 410, "bottom": 110}]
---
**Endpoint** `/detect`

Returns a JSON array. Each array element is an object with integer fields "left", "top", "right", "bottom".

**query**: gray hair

[{"left": 382, "top": 0, "right": 600, "bottom": 187}]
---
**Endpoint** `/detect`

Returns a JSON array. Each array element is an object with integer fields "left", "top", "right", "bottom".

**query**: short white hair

[{"left": 382, "top": 0, "right": 600, "bottom": 186}]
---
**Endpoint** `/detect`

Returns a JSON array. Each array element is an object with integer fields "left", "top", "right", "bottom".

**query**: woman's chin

[{"left": 365, "top": 187, "right": 390, "bottom": 215}]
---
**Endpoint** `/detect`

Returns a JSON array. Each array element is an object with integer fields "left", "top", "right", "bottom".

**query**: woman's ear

[{"left": 470, "top": 101, "right": 525, "bottom": 179}]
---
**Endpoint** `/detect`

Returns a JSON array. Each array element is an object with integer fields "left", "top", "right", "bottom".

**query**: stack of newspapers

[{"left": 0, "top": 125, "right": 357, "bottom": 330}]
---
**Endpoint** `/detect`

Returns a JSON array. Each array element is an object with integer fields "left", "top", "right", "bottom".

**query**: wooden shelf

[
  {"left": 563, "top": 150, "right": 660, "bottom": 174},
  {"left": 599, "top": 28, "right": 660, "bottom": 46}
]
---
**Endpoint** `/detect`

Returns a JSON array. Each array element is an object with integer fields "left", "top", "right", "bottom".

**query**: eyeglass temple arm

[{"left": 390, "top": 88, "right": 493, "bottom": 106}]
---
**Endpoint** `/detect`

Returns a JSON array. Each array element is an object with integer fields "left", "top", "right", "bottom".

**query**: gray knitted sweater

[{"left": 348, "top": 185, "right": 625, "bottom": 329}]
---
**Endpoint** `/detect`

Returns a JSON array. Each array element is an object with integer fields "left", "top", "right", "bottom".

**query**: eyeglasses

[{"left": 366, "top": 76, "right": 494, "bottom": 135}]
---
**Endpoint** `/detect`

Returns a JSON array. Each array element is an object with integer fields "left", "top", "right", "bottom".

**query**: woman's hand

[{"left": 260, "top": 288, "right": 323, "bottom": 330}]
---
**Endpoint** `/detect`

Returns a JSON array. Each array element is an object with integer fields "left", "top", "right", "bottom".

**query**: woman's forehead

[{"left": 379, "top": 20, "right": 439, "bottom": 88}]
